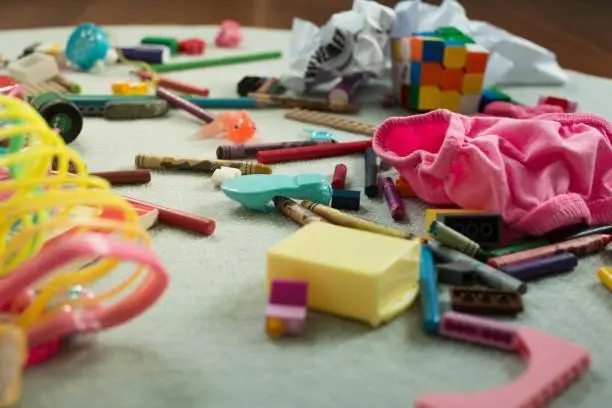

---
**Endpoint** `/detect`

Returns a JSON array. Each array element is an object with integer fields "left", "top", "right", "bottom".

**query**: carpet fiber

[{"left": 5, "top": 26, "right": 612, "bottom": 408}]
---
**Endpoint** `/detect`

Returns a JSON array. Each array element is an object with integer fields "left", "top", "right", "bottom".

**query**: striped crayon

[
  {"left": 487, "top": 234, "right": 611, "bottom": 268},
  {"left": 135, "top": 154, "right": 272, "bottom": 175}
]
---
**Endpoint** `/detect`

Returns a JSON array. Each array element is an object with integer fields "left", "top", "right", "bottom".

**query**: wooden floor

[{"left": 1, "top": 0, "right": 611, "bottom": 78}]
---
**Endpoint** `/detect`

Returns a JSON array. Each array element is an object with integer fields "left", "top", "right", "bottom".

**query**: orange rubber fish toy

[{"left": 193, "top": 110, "right": 256, "bottom": 144}]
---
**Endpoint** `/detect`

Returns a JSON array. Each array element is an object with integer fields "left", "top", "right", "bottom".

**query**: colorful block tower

[{"left": 391, "top": 27, "right": 490, "bottom": 114}]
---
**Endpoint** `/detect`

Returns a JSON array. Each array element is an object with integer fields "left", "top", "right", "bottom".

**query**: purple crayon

[
  {"left": 381, "top": 176, "right": 406, "bottom": 221},
  {"left": 119, "top": 46, "right": 169, "bottom": 64},
  {"left": 501, "top": 252, "right": 578, "bottom": 281},
  {"left": 216, "top": 140, "right": 333, "bottom": 160},
  {"left": 155, "top": 87, "right": 216, "bottom": 123}
]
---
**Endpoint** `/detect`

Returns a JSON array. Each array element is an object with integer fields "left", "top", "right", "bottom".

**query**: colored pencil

[{"left": 150, "top": 51, "right": 283, "bottom": 73}]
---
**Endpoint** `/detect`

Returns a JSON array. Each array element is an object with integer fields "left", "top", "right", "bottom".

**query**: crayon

[
  {"left": 381, "top": 177, "right": 405, "bottom": 220},
  {"left": 330, "top": 189, "right": 360, "bottom": 211},
  {"left": 331, "top": 164, "right": 347, "bottom": 189},
  {"left": 89, "top": 169, "right": 151, "bottom": 185},
  {"left": 488, "top": 238, "right": 550, "bottom": 257},
  {"left": 155, "top": 87, "right": 215, "bottom": 123},
  {"left": 135, "top": 71, "right": 210, "bottom": 96},
  {"left": 122, "top": 196, "right": 215, "bottom": 236},
  {"left": 364, "top": 148, "right": 378, "bottom": 198},
  {"left": 420, "top": 243, "right": 440, "bottom": 333},
  {"left": 487, "top": 234, "right": 611, "bottom": 268},
  {"left": 300, "top": 200, "right": 411, "bottom": 239},
  {"left": 256, "top": 140, "right": 371, "bottom": 164},
  {"left": 150, "top": 51, "right": 283, "bottom": 73},
  {"left": 429, "top": 220, "right": 486, "bottom": 259},
  {"left": 428, "top": 240, "right": 527, "bottom": 294},
  {"left": 216, "top": 140, "right": 332, "bottom": 160},
  {"left": 501, "top": 252, "right": 578, "bottom": 281},
  {"left": 273, "top": 196, "right": 326, "bottom": 226},
  {"left": 248, "top": 92, "right": 360, "bottom": 113},
  {"left": 135, "top": 154, "right": 272, "bottom": 175}
]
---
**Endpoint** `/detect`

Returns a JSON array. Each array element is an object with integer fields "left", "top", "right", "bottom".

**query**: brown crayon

[
  {"left": 248, "top": 92, "right": 360, "bottom": 114},
  {"left": 135, "top": 154, "right": 272, "bottom": 175},
  {"left": 273, "top": 196, "right": 326, "bottom": 226},
  {"left": 487, "top": 233, "right": 611, "bottom": 268},
  {"left": 90, "top": 169, "right": 151, "bottom": 185}
]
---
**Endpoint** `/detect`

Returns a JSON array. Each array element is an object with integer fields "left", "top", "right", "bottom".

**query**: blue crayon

[
  {"left": 501, "top": 251, "right": 578, "bottom": 281},
  {"left": 420, "top": 243, "right": 440, "bottom": 333},
  {"left": 63, "top": 95, "right": 261, "bottom": 109}
]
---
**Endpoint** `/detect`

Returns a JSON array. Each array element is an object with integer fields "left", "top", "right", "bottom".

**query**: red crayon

[
  {"left": 136, "top": 71, "right": 210, "bottom": 96},
  {"left": 331, "top": 164, "right": 347, "bottom": 189},
  {"left": 122, "top": 196, "right": 216, "bottom": 236},
  {"left": 256, "top": 140, "right": 371, "bottom": 164}
]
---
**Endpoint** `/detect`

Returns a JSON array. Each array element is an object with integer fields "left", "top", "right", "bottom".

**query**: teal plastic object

[
  {"left": 221, "top": 174, "right": 332, "bottom": 211},
  {"left": 65, "top": 23, "right": 110, "bottom": 71},
  {"left": 303, "top": 128, "right": 334, "bottom": 142}
]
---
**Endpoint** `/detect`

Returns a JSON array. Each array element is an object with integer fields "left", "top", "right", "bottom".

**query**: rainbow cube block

[{"left": 390, "top": 26, "right": 490, "bottom": 114}]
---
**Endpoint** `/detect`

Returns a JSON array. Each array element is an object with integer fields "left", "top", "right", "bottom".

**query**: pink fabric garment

[
  {"left": 373, "top": 109, "right": 612, "bottom": 235},
  {"left": 483, "top": 101, "right": 564, "bottom": 119}
]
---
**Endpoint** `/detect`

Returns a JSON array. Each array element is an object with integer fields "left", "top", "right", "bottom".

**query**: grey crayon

[{"left": 428, "top": 240, "right": 527, "bottom": 294}]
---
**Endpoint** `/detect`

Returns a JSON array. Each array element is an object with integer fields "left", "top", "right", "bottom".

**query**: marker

[
  {"left": 429, "top": 220, "right": 487, "bottom": 259},
  {"left": 381, "top": 177, "right": 405, "bottom": 220},
  {"left": 300, "top": 200, "right": 411, "bottom": 239},
  {"left": 155, "top": 87, "right": 215, "bottom": 123},
  {"left": 135, "top": 154, "right": 272, "bottom": 175},
  {"left": 273, "top": 196, "right": 326, "bottom": 226},
  {"left": 122, "top": 196, "right": 215, "bottom": 236},
  {"left": 150, "top": 50, "right": 283, "bottom": 73},
  {"left": 256, "top": 140, "right": 371, "bottom": 164},
  {"left": 428, "top": 240, "right": 527, "bottom": 294},
  {"left": 364, "top": 148, "right": 378, "bottom": 198},
  {"left": 216, "top": 140, "right": 333, "bottom": 160}
]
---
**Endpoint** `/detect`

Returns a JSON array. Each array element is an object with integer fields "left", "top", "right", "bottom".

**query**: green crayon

[{"left": 429, "top": 220, "right": 487, "bottom": 259}]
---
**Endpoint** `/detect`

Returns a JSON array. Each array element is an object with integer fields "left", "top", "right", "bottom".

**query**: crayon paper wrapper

[{"left": 282, "top": 0, "right": 395, "bottom": 93}]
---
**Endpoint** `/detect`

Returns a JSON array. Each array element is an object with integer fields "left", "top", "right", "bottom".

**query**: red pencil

[
  {"left": 135, "top": 71, "right": 210, "bottom": 97},
  {"left": 256, "top": 140, "right": 372, "bottom": 164},
  {"left": 122, "top": 196, "right": 216, "bottom": 237}
]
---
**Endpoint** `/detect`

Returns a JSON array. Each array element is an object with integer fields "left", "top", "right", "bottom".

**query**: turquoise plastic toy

[
  {"left": 303, "top": 128, "right": 334, "bottom": 142},
  {"left": 221, "top": 174, "right": 332, "bottom": 211},
  {"left": 65, "top": 23, "right": 110, "bottom": 71}
]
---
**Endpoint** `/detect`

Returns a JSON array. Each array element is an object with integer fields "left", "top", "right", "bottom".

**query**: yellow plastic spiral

[{"left": 0, "top": 94, "right": 153, "bottom": 329}]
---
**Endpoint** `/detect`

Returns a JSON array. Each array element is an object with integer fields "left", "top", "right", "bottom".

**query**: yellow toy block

[
  {"left": 461, "top": 73, "right": 484, "bottom": 95},
  {"left": 440, "top": 91, "right": 461, "bottom": 112},
  {"left": 266, "top": 222, "right": 420, "bottom": 327},
  {"left": 442, "top": 44, "right": 467, "bottom": 69},
  {"left": 417, "top": 86, "right": 441, "bottom": 111},
  {"left": 424, "top": 209, "right": 484, "bottom": 236}
]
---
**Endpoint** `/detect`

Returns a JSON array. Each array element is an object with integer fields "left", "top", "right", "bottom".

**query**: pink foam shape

[
  {"left": 439, "top": 311, "right": 519, "bottom": 351},
  {"left": 416, "top": 326, "right": 590, "bottom": 408}
]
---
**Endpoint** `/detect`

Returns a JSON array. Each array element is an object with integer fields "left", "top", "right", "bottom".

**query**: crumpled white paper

[
  {"left": 393, "top": 0, "right": 568, "bottom": 86},
  {"left": 281, "top": 0, "right": 395, "bottom": 93}
]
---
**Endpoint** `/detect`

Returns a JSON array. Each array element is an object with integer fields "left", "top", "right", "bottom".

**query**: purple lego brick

[
  {"left": 439, "top": 311, "right": 519, "bottom": 351},
  {"left": 269, "top": 279, "right": 308, "bottom": 306},
  {"left": 501, "top": 252, "right": 578, "bottom": 281}
]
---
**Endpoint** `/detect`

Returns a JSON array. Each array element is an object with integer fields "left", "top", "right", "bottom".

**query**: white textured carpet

[{"left": 3, "top": 26, "right": 612, "bottom": 408}]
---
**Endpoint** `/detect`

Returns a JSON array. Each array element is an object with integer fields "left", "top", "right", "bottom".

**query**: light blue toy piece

[
  {"left": 221, "top": 174, "right": 332, "bottom": 211},
  {"left": 303, "top": 128, "right": 335, "bottom": 142},
  {"left": 420, "top": 243, "right": 441, "bottom": 334},
  {"left": 65, "top": 23, "right": 110, "bottom": 71}
]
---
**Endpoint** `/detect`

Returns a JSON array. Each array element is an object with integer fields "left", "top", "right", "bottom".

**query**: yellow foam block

[
  {"left": 440, "top": 90, "right": 461, "bottom": 112},
  {"left": 418, "top": 86, "right": 441, "bottom": 111},
  {"left": 266, "top": 222, "right": 420, "bottom": 327},
  {"left": 424, "top": 208, "right": 484, "bottom": 235}
]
